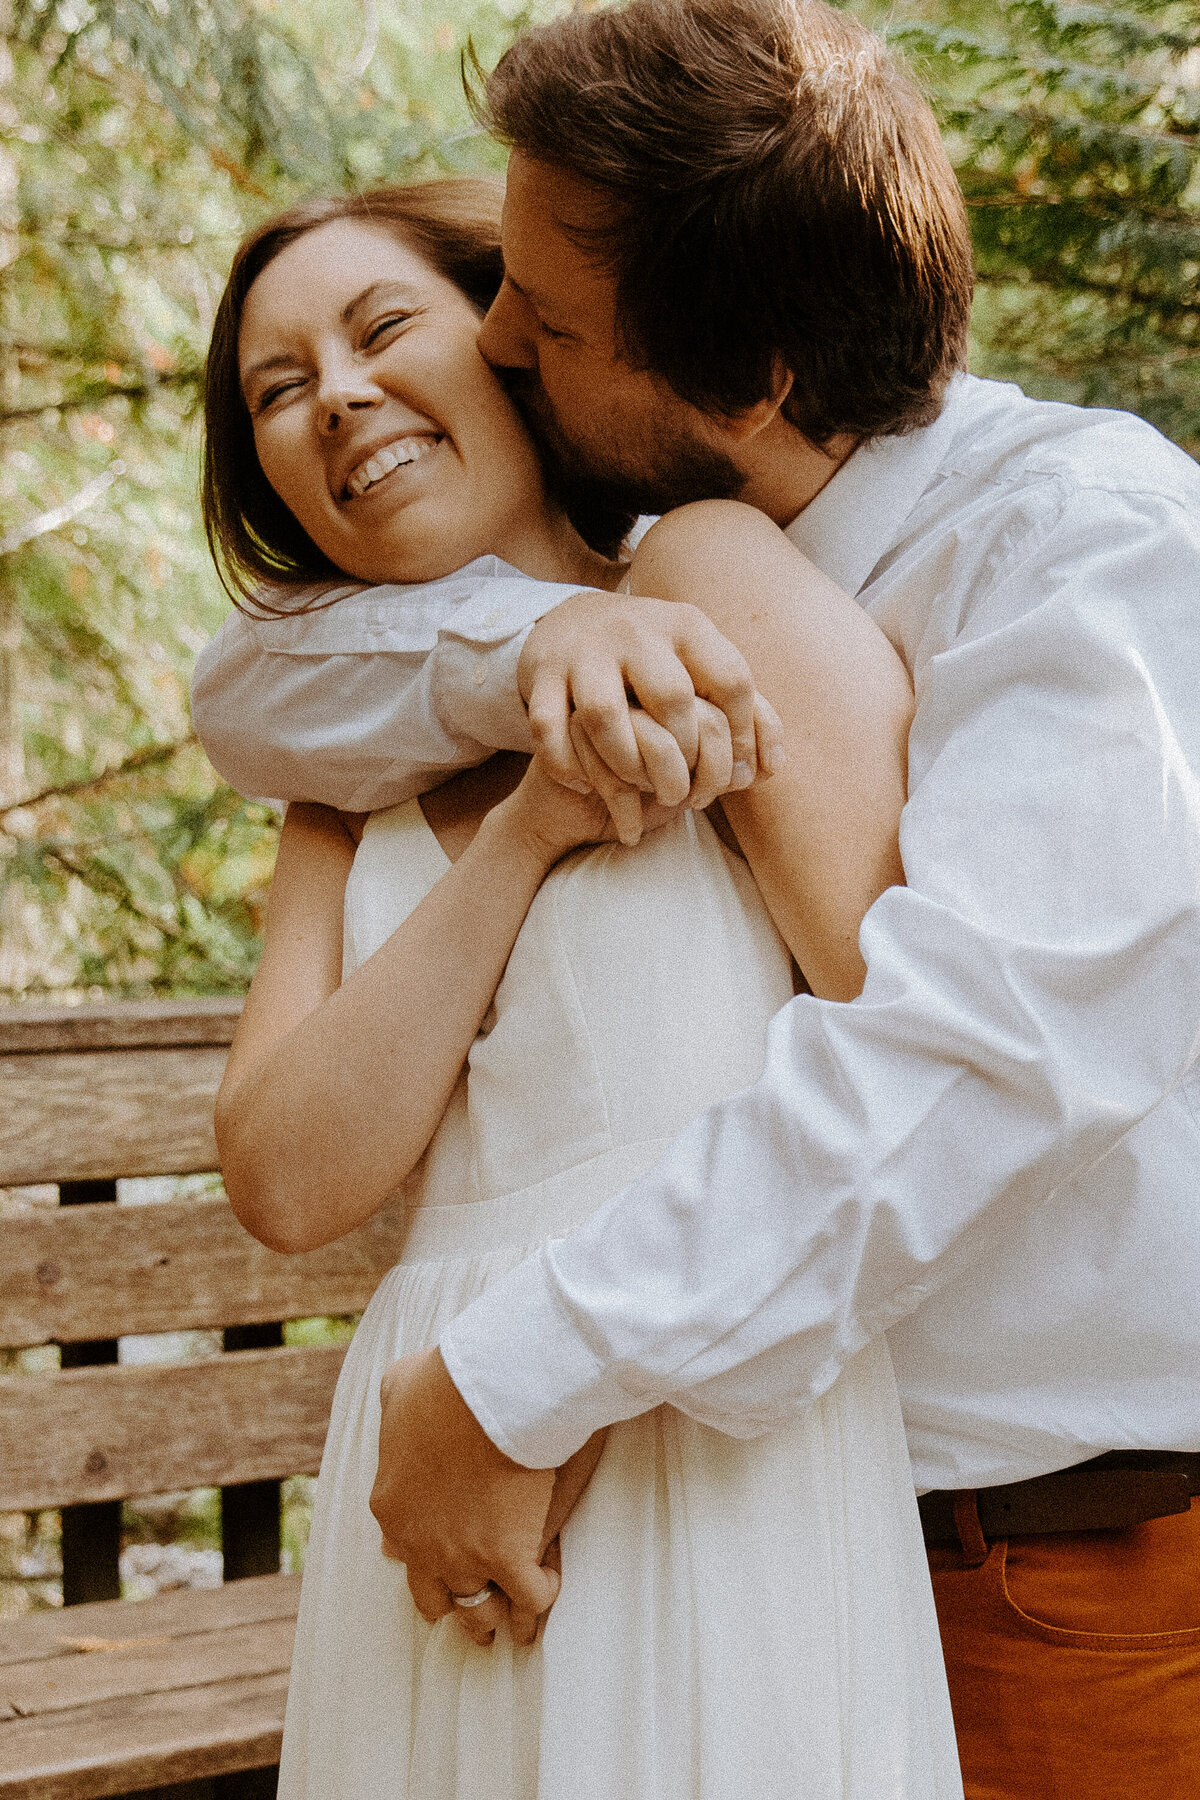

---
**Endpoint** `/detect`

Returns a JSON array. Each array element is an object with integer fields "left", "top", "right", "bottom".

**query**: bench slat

[
  {"left": 2, "top": 1612, "right": 294, "bottom": 1720},
  {"left": 0, "top": 1193, "right": 406, "bottom": 1347},
  {"left": 0, "top": 1347, "right": 346, "bottom": 1510},
  {"left": 0, "top": 999, "right": 242, "bottom": 1056},
  {"left": 0, "top": 1047, "right": 227, "bottom": 1185},
  {"left": 0, "top": 1573, "right": 300, "bottom": 1668},
  {"left": 0, "top": 1668, "right": 289, "bottom": 1800}
]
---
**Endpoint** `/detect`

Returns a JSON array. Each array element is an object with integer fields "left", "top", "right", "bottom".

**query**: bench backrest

[{"left": 0, "top": 999, "right": 404, "bottom": 1519}]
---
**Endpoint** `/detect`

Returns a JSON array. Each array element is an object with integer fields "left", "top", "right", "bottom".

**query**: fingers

[
  {"left": 618, "top": 638, "right": 701, "bottom": 773},
  {"left": 569, "top": 661, "right": 652, "bottom": 790},
  {"left": 753, "top": 692, "right": 787, "bottom": 778},
  {"left": 497, "top": 1553, "right": 561, "bottom": 1623},
  {"left": 449, "top": 1584, "right": 509, "bottom": 1648},
  {"left": 540, "top": 1429, "right": 609, "bottom": 1555},
  {"left": 509, "top": 1537, "right": 561, "bottom": 1648},
  {"left": 670, "top": 609, "right": 759, "bottom": 775},
  {"left": 406, "top": 1565, "right": 455, "bottom": 1626},
  {"left": 629, "top": 710, "right": 692, "bottom": 809},
  {"left": 569, "top": 715, "right": 645, "bottom": 846},
  {"left": 685, "top": 699, "right": 738, "bottom": 813},
  {"left": 525, "top": 669, "right": 592, "bottom": 793}
]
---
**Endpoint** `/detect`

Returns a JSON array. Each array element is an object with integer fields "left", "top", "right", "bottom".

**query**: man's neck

[{"left": 735, "top": 416, "right": 860, "bottom": 528}]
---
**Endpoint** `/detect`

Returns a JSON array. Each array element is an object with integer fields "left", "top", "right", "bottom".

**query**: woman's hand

[
  {"left": 448, "top": 1427, "right": 611, "bottom": 1650},
  {"left": 499, "top": 737, "right": 686, "bottom": 862}
]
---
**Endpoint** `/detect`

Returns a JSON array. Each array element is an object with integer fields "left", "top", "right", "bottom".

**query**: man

[{"left": 362, "top": 2, "right": 1200, "bottom": 1791}]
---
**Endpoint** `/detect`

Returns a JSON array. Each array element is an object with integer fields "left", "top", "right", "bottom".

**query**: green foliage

[
  {"left": 4, "top": 0, "right": 1200, "bottom": 998},
  {"left": 867, "top": 0, "right": 1200, "bottom": 442}
]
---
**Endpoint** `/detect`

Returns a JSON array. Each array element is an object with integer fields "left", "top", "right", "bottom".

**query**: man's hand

[
  {"left": 519, "top": 590, "right": 784, "bottom": 843},
  {"left": 370, "top": 1347, "right": 559, "bottom": 1647}
]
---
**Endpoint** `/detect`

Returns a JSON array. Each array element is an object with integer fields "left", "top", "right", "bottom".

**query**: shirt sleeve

[
  {"left": 190, "top": 576, "right": 587, "bottom": 813},
  {"left": 439, "top": 483, "right": 1200, "bottom": 1467}
]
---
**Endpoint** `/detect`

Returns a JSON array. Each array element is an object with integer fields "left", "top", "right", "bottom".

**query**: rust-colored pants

[{"left": 928, "top": 1497, "right": 1200, "bottom": 1799}]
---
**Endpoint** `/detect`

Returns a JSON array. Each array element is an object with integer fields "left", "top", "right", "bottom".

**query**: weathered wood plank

[
  {"left": 0, "top": 1046, "right": 228, "bottom": 1185},
  {"left": 2, "top": 1613, "right": 295, "bottom": 1719},
  {"left": 0, "top": 1347, "right": 346, "bottom": 1510},
  {"left": 0, "top": 999, "right": 242, "bottom": 1056},
  {"left": 0, "top": 1668, "right": 288, "bottom": 1800},
  {"left": 0, "top": 1194, "right": 405, "bottom": 1347},
  {"left": 0, "top": 1574, "right": 300, "bottom": 1668}
]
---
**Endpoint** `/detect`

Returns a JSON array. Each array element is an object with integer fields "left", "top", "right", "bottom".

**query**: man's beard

[{"left": 501, "top": 369, "right": 744, "bottom": 558}]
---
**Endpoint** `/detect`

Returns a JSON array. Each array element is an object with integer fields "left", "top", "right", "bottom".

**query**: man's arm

[
  {"left": 191, "top": 573, "right": 782, "bottom": 817},
  {"left": 422, "top": 482, "right": 1200, "bottom": 1473},
  {"left": 190, "top": 577, "right": 578, "bottom": 813}
]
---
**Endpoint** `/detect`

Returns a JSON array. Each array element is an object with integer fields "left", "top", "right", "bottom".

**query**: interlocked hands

[{"left": 519, "top": 588, "right": 784, "bottom": 843}]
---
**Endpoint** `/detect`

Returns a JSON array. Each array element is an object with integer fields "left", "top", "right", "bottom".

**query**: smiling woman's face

[{"left": 237, "top": 218, "right": 557, "bottom": 586}]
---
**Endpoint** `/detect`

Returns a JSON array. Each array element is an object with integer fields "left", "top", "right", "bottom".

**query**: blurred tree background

[{"left": 2, "top": 0, "right": 1200, "bottom": 1000}]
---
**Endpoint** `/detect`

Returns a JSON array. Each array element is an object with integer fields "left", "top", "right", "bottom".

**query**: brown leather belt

[{"left": 919, "top": 1451, "right": 1200, "bottom": 1546}]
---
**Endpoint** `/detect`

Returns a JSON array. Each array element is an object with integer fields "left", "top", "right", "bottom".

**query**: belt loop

[{"left": 953, "top": 1490, "right": 989, "bottom": 1567}]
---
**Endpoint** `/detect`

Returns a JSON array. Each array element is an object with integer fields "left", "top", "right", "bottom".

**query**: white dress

[{"left": 278, "top": 801, "right": 963, "bottom": 1800}]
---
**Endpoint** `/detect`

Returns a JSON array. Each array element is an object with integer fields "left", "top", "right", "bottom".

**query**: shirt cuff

[{"left": 438, "top": 1246, "right": 656, "bottom": 1469}]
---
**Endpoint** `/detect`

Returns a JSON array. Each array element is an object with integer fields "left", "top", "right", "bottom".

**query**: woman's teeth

[{"left": 346, "top": 436, "right": 437, "bottom": 498}]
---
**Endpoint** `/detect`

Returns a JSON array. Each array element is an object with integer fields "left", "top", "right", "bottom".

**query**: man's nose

[
  {"left": 315, "top": 358, "right": 384, "bottom": 433},
  {"left": 478, "top": 280, "right": 536, "bottom": 371}
]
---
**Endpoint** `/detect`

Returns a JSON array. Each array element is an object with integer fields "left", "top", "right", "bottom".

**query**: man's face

[{"left": 477, "top": 153, "right": 744, "bottom": 520}]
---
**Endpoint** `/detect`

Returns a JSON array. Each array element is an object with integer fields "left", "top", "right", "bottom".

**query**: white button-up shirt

[
  {"left": 192, "top": 374, "right": 1200, "bottom": 1492},
  {"left": 435, "top": 374, "right": 1200, "bottom": 1489}
]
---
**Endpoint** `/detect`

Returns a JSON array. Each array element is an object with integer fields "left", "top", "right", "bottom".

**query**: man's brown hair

[
  {"left": 473, "top": 0, "right": 973, "bottom": 444},
  {"left": 201, "top": 180, "right": 506, "bottom": 606}
]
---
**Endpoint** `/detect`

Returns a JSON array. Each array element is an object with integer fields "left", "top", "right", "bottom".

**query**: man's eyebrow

[
  {"left": 504, "top": 272, "right": 577, "bottom": 330},
  {"left": 506, "top": 271, "right": 557, "bottom": 311}
]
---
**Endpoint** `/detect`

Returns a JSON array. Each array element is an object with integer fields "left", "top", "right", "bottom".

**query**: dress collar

[{"left": 784, "top": 374, "right": 972, "bottom": 595}]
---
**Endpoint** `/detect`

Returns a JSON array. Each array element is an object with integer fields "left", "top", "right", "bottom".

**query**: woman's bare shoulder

[{"left": 630, "top": 501, "right": 803, "bottom": 589}]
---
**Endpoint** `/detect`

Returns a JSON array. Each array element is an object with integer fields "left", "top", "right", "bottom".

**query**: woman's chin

[{"left": 336, "top": 536, "right": 482, "bottom": 589}]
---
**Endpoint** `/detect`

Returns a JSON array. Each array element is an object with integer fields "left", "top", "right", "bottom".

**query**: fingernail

[
  {"left": 764, "top": 745, "right": 787, "bottom": 775},
  {"left": 563, "top": 779, "right": 592, "bottom": 795},
  {"left": 731, "top": 761, "right": 754, "bottom": 790}
]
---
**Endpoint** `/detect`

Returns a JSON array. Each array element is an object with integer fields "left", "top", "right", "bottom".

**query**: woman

[{"left": 196, "top": 179, "right": 962, "bottom": 1798}]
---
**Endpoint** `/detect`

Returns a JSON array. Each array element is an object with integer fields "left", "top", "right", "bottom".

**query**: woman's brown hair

[
  {"left": 472, "top": 0, "right": 974, "bottom": 445},
  {"left": 201, "top": 179, "right": 506, "bottom": 607}
]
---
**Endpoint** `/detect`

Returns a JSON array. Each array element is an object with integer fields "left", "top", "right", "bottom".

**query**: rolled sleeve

[{"left": 190, "top": 571, "right": 588, "bottom": 813}]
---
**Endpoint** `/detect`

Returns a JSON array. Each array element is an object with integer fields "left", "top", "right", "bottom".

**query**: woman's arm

[
  {"left": 629, "top": 500, "right": 913, "bottom": 1001},
  {"left": 215, "top": 768, "right": 617, "bottom": 1254}
]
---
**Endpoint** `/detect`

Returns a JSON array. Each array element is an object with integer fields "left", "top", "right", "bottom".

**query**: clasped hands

[
  {"left": 369, "top": 587, "right": 782, "bottom": 1646},
  {"left": 519, "top": 586, "right": 784, "bottom": 844}
]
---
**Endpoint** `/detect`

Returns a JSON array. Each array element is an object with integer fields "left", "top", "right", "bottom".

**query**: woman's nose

[
  {"left": 315, "top": 358, "right": 384, "bottom": 433},
  {"left": 477, "top": 280, "right": 537, "bottom": 372}
]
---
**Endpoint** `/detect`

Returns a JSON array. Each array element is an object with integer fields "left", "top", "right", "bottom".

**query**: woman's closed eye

[
  {"left": 253, "top": 375, "right": 308, "bottom": 413},
  {"left": 362, "top": 310, "right": 417, "bottom": 350}
]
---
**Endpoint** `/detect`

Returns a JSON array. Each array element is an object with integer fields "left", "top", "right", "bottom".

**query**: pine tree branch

[
  {"left": 0, "top": 736, "right": 197, "bottom": 825},
  {"left": 964, "top": 193, "right": 1200, "bottom": 227},
  {"left": 0, "top": 463, "right": 126, "bottom": 556},
  {"left": 0, "top": 371, "right": 200, "bottom": 425},
  {"left": 33, "top": 840, "right": 249, "bottom": 981},
  {"left": 975, "top": 266, "right": 1200, "bottom": 322}
]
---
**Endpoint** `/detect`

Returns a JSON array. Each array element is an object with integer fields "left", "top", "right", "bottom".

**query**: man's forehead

[{"left": 501, "top": 154, "right": 615, "bottom": 314}]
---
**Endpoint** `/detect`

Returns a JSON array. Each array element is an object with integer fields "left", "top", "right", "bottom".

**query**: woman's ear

[{"left": 720, "top": 358, "right": 795, "bottom": 443}]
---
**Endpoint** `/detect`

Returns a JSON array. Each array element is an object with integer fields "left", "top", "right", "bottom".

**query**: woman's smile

[{"left": 342, "top": 432, "right": 443, "bottom": 501}]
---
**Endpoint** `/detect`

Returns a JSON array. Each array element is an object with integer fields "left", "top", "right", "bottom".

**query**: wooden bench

[{"left": 0, "top": 999, "right": 406, "bottom": 1799}]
